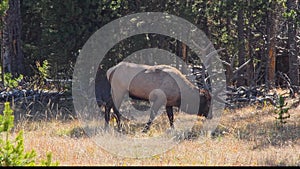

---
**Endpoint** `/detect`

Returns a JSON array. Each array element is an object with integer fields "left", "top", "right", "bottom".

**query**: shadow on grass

[
  {"left": 234, "top": 120, "right": 299, "bottom": 150},
  {"left": 210, "top": 110, "right": 299, "bottom": 150}
]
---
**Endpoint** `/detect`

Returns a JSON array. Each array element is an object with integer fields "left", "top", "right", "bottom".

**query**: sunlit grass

[{"left": 6, "top": 90, "right": 300, "bottom": 166}]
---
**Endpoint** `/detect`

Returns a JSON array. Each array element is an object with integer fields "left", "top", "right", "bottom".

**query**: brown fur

[
  {"left": 129, "top": 68, "right": 181, "bottom": 106},
  {"left": 107, "top": 62, "right": 211, "bottom": 132}
]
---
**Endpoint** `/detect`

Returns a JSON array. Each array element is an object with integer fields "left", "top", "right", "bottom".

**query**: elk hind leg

[
  {"left": 112, "top": 103, "right": 123, "bottom": 131},
  {"left": 166, "top": 106, "right": 174, "bottom": 129},
  {"left": 142, "top": 89, "right": 167, "bottom": 133}
]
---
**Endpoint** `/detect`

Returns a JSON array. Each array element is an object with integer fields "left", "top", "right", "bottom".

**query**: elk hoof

[
  {"left": 116, "top": 124, "right": 125, "bottom": 133},
  {"left": 142, "top": 125, "right": 150, "bottom": 133},
  {"left": 104, "top": 125, "right": 111, "bottom": 133}
]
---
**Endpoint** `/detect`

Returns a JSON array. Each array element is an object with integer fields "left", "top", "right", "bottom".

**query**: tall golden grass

[{"left": 8, "top": 91, "right": 300, "bottom": 166}]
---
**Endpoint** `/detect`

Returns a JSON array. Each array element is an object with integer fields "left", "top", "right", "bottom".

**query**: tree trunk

[
  {"left": 224, "top": 2, "right": 233, "bottom": 86},
  {"left": 287, "top": 0, "right": 299, "bottom": 87},
  {"left": 182, "top": 43, "right": 187, "bottom": 63},
  {"left": 266, "top": 1, "right": 278, "bottom": 89},
  {"left": 196, "top": 0, "right": 210, "bottom": 39},
  {"left": 2, "top": 0, "right": 25, "bottom": 78},
  {"left": 246, "top": 0, "right": 254, "bottom": 87},
  {"left": 236, "top": 3, "right": 246, "bottom": 87}
]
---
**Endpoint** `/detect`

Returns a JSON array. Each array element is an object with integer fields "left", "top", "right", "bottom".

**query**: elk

[
  {"left": 95, "top": 69, "right": 123, "bottom": 130},
  {"left": 106, "top": 62, "right": 212, "bottom": 133}
]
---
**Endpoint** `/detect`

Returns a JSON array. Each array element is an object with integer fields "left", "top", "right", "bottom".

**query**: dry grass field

[{"left": 7, "top": 90, "right": 300, "bottom": 166}]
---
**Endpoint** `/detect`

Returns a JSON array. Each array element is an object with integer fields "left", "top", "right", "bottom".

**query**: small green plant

[
  {"left": 0, "top": 102, "right": 59, "bottom": 166},
  {"left": 32, "top": 60, "right": 50, "bottom": 89},
  {"left": 274, "top": 95, "right": 290, "bottom": 124},
  {"left": 4, "top": 73, "right": 23, "bottom": 89},
  {"left": 36, "top": 60, "right": 50, "bottom": 81}
]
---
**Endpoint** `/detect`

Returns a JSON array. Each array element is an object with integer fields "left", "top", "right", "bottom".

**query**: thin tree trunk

[
  {"left": 1, "top": 28, "right": 4, "bottom": 85},
  {"left": 182, "top": 43, "right": 187, "bottom": 63},
  {"left": 225, "top": 2, "right": 233, "bottom": 86},
  {"left": 246, "top": 0, "right": 254, "bottom": 87},
  {"left": 2, "top": 0, "right": 25, "bottom": 77},
  {"left": 266, "top": 1, "right": 278, "bottom": 89},
  {"left": 287, "top": 0, "right": 299, "bottom": 87},
  {"left": 196, "top": 0, "right": 210, "bottom": 39},
  {"left": 237, "top": 3, "right": 246, "bottom": 87}
]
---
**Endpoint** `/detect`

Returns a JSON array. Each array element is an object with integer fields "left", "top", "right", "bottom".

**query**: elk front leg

[
  {"left": 107, "top": 86, "right": 126, "bottom": 131},
  {"left": 104, "top": 104, "right": 111, "bottom": 131}
]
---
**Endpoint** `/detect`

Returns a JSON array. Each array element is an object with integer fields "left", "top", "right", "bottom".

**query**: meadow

[{"left": 8, "top": 89, "right": 300, "bottom": 166}]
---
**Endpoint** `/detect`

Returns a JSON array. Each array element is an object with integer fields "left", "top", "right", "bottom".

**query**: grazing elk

[{"left": 107, "top": 62, "right": 212, "bottom": 133}]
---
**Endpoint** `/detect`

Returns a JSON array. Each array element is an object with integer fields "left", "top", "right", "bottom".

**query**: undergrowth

[{"left": 0, "top": 102, "right": 59, "bottom": 166}]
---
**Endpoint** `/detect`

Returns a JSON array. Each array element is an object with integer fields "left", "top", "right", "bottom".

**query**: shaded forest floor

[{"left": 3, "top": 89, "right": 300, "bottom": 166}]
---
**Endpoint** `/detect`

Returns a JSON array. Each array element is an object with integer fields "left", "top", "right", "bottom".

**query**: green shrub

[
  {"left": 0, "top": 102, "right": 59, "bottom": 166},
  {"left": 274, "top": 95, "right": 290, "bottom": 124},
  {"left": 4, "top": 73, "right": 23, "bottom": 89},
  {"left": 37, "top": 60, "right": 50, "bottom": 81}
]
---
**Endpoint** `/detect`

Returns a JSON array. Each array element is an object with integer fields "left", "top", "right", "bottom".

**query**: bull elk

[{"left": 104, "top": 62, "right": 212, "bottom": 133}]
